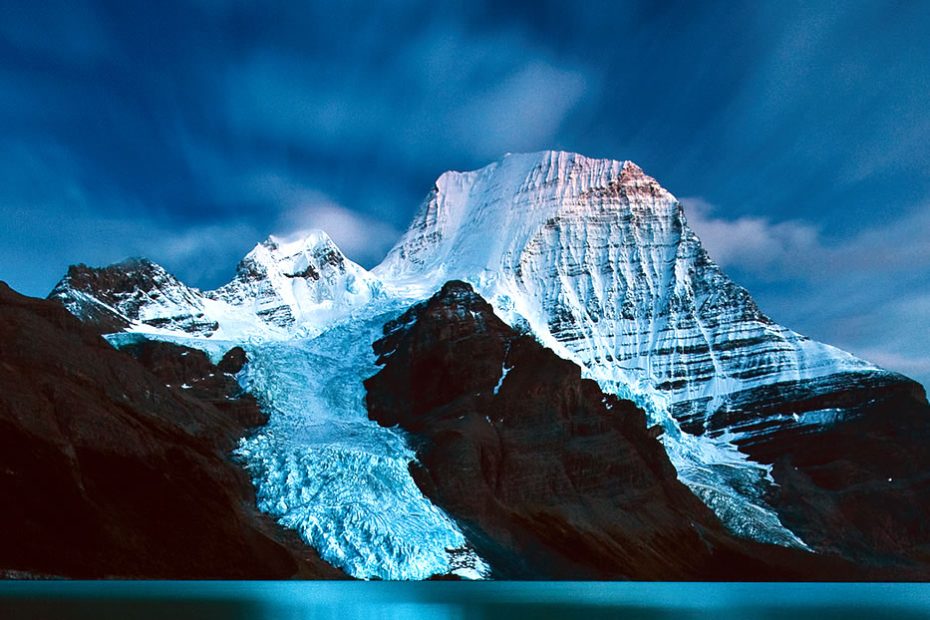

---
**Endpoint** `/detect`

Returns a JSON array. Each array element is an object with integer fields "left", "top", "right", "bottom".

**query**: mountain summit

[
  {"left": 380, "top": 150, "right": 880, "bottom": 417},
  {"left": 209, "top": 230, "right": 382, "bottom": 330},
  {"left": 50, "top": 230, "right": 382, "bottom": 340}
]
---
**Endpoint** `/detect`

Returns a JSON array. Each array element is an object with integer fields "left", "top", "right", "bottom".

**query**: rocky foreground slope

[{"left": 0, "top": 282, "right": 343, "bottom": 578}]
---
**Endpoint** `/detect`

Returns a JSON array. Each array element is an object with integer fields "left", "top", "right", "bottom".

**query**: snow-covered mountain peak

[
  {"left": 432, "top": 151, "right": 666, "bottom": 202},
  {"left": 377, "top": 150, "right": 879, "bottom": 406},
  {"left": 240, "top": 230, "right": 348, "bottom": 280},
  {"left": 109, "top": 256, "right": 164, "bottom": 272},
  {"left": 49, "top": 229, "right": 384, "bottom": 340},
  {"left": 369, "top": 150, "right": 892, "bottom": 548},
  {"left": 375, "top": 150, "right": 677, "bottom": 287},
  {"left": 263, "top": 229, "right": 338, "bottom": 255},
  {"left": 208, "top": 229, "right": 381, "bottom": 332}
]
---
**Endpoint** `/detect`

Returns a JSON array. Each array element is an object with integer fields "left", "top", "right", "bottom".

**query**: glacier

[
  {"left": 53, "top": 149, "right": 913, "bottom": 574},
  {"left": 144, "top": 300, "right": 489, "bottom": 580}
]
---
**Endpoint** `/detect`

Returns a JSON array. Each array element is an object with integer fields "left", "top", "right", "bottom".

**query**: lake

[{"left": 2, "top": 581, "right": 930, "bottom": 619}]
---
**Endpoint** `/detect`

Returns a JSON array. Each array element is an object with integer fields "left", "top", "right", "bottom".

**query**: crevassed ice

[
  {"left": 655, "top": 405, "right": 809, "bottom": 549},
  {"left": 233, "top": 301, "right": 489, "bottom": 580}
]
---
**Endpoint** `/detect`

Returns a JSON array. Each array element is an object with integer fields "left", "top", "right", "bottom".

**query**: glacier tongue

[{"left": 232, "top": 300, "right": 489, "bottom": 580}]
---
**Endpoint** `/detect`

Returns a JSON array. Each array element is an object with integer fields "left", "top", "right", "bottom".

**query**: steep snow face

[
  {"left": 233, "top": 300, "right": 489, "bottom": 580},
  {"left": 376, "top": 150, "right": 878, "bottom": 431},
  {"left": 375, "top": 150, "right": 885, "bottom": 547},
  {"left": 209, "top": 231, "right": 382, "bottom": 333}
]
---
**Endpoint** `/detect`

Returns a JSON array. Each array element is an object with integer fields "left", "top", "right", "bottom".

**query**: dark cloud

[{"left": 0, "top": 1, "right": 928, "bottom": 384}]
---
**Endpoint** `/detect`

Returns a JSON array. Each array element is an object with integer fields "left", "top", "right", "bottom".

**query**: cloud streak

[
  {"left": 224, "top": 31, "right": 592, "bottom": 166},
  {"left": 682, "top": 197, "right": 820, "bottom": 279}
]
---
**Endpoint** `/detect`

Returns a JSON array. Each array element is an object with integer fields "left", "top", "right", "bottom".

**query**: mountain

[
  {"left": 49, "top": 258, "right": 218, "bottom": 335},
  {"left": 373, "top": 151, "right": 928, "bottom": 550},
  {"left": 376, "top": 151, "right": 890, "bottom": 428},
  {"left": 208, "top": 231, "right": 382, "bottom": 332},
  {"left": 45, "top": 150, "right": 930, "bottom": 577},
  {"left": 0, "top": 282, "right": 344, "bottom": 578}
]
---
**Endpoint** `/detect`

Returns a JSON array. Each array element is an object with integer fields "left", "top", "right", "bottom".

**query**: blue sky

[{"left": 1, "top": 0, "right": 928, "bottom": 387}]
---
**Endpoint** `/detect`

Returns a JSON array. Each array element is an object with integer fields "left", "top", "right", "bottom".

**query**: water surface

[{"left": 2, "top": 582, "right": 929, "bottom": 619}]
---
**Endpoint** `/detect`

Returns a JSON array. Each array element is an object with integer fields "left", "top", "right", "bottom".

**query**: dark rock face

[
  {"left": 0, "top": 282, "right": 343, "bottom": 579},
  {"left": 119, "top": 342, "right": 267, "bottom": 432},
  {"left": 364, "top": 281, "right": 857, "bottom": 580},
  {"left": 218, "top": 346, "right": 249, "bottom": 375},
  {"left": 735, "top": 382, "right": 930, "bottom": 575},
  {"left": 673, "top": 364, "right": 930, "bottom": 576}
]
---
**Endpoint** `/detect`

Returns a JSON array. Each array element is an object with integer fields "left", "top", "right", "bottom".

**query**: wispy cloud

[
  {"left": 223, "top": 24, "right": 593, "bottom": 166},
  {"left": 682, "top": 197, "right": 820, "bottom": 279},
  {"left": 275, "top": 203, "right": 399, "bottom": 267},
  {"left": 0, "top": 137, "right": 260, "bottom": 293},
  {"left": 857, "top": 349, "right": 930, "bottom": 385},
  {"left": 152, "top": 222, "right": 262, "bottom": 285},
  {"left": 4, "top": 199, "right": 261, "bottom": 296},
  {"left": 684, "top": 196, "right": 930, "bottom": 283},
  {"left": 247, "top": 172, "right": 401, "bottom": 265},
  {"left": 448, "top": 61, "right": 589, "bottom": 159}
]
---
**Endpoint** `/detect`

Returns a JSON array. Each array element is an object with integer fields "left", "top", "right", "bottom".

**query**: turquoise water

[{"left": 2, "top": 582, "right": 930, "bottom": 619}]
